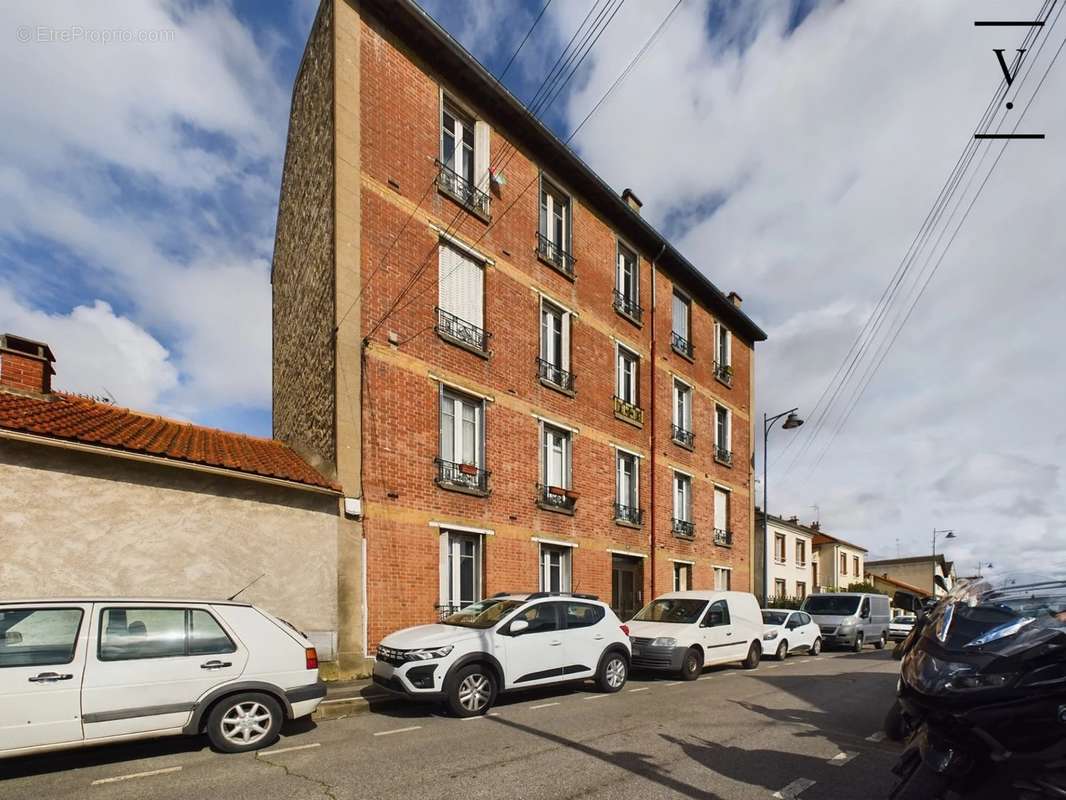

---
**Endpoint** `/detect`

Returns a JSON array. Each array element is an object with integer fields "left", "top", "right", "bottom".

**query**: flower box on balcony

[
  {"left": 458, "top": 463, "right": 479, "bottom": 476},
  {"left": 548, "top": 485, "right": 567, "bottom": 496},
  {"left": 564, "top": 489, "right": 579, "bottom": 500}
]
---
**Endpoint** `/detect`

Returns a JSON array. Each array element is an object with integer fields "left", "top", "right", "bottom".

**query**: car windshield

[
  {"left": 442, "top": 599, "right": 525, "bottom": 629},
  {"left": 802, "top": 595, "right": 861, "bottom": 615},
  {"left": 632, "top": 598, "right": 708, "bottom": 624},
  {"left": 762, "top": 611, "right": 789, "bottom": 625},
  {"left": 892, "top": 615, "right": 915, "bottom": 624}
]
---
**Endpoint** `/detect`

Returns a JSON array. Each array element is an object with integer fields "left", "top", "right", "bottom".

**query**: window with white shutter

[{"left": 437, "top": 244, "right": 486, "bottom": 351}]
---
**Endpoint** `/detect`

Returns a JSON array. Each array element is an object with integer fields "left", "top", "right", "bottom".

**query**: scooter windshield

[{"left": 940, "top": 574, "right": 1066, "bottom": 651}]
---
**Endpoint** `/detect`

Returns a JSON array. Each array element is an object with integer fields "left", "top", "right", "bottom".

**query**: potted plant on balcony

[
  {"left": 548, "top": 485, "right": 567, "bottom": 496},
  {"left": 564, "top": 489, "right": 579, "bottom": 500},
  {"left": 458, "top": 463, "right": 478, "bottom": 476}
]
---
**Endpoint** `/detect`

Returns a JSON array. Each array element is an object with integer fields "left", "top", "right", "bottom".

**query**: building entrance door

[{"left": 611, "top": 555, "right": 643, "bottom": 621}]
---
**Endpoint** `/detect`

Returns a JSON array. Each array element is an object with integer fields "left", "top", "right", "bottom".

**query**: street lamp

[
  {"left": 932, "top": 528, "right": 956, "bottom": 559},
  {"left": 761, "top": 408, "right": 804, "bottom": 603}
]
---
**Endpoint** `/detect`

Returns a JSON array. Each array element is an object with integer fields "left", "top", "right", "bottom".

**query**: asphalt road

[{"left": 0, "top": 648, "right": 903, "bottom": 800}]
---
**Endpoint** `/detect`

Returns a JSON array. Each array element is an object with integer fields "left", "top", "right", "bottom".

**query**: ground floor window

[
  {"left": 796, "top": 581, "right": 807, "bottom": 598},
  {"left": 673, "top": 562, "right": 692, "bottom": 592},
  {"left": 774, "top": 578, "right": 787, "bottom": 599},
  {"left": 441, "top": 531, "right": 482, "bottom": 615},
  {"left": 540, "top": 545, "right": 572, "bottom": 593},
  {"left": 713, "top": 567, "right": 731, "bottom": 591}
]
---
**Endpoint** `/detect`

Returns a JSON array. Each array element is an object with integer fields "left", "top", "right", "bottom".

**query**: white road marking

[
  {"left": 259, "top": 742, "right": 321, "bottom": 756},
  {"left": 866, "top": 731, "right": 886, "bottom": 742},
  {"left": 373, "top": 725, "right": 422, "bottom": 737},
  {"left": 766, "top": 665, "right": 781, "bottom": 669},
  {"left": 772, "top": 777, "right": 816, "bottom": 798},
  {"left": 530, "top": 702, "right": 560, "bottom": 709},
  {"left": 584, "top": 694, "right": 610, "bottom": 700},
  {"left": 91, "top": 767, "right": 182, "bottom": 785},
  {"left": 629, "top": 687, "right": 649, "bottom": 693},
  {"left": 320, "top": 697, "right": 369, "bottom": 706},
  {"left": 462, "top": 712, "right": 500, "bottom": 720},
  {"left": 828, "top": 751, "right": 858, "bottom": 766},
  {"left": 662, "top": 682, "right": 682, "bottom": 687},
  {"left": 797, "top": 659, "right": 811, "bottom": 664}
]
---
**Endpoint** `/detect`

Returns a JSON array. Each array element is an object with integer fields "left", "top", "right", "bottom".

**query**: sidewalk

[{"left": 312, "top": 676, "right": 401, "bottom": 721}]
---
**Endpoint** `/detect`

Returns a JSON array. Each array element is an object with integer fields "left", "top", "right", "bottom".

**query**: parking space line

[
  {"left": 866, "top": 731, "right": 886, "bottom": 742},
  {"left": 629, "top": 687, "right": 649, "bottom": 693},
  {"left": 91, "top": 767, "right": 182, "bottom": 785},
  {"left": 827, "top": 751, "right": 858, "bottom": 766},
  {"left": 373, "top": 725, "right": 422, "bottom": 737},
  {"left": 530, "top": 702, "right": 560, "bottom": 710},
  {"left": 584, "top": 694, "right": 610, "bottom": 700},
  {"left": 772, "top": 777, "right": 816, "bottom": 798},
  {"left": 662, "top": 682, "right": 682, "bottom": 687},
  {"left": 259, "top": 742, "right": 321, "bottom": 756}
]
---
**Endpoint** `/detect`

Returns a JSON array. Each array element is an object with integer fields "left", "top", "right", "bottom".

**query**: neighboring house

[
  {"left": 272, "top": 0, "right": 767, "bottom": 652},
  {"left": 0, "top": 334, "right": 346, "bottom": 669},
  {"left": 865, "top": 555, "right": 957, "bottom": 598},
  {"left": 811, "top": 527, "right": 868, "bottom": 592},
  {"left": 756, "top": 511, "right": 815, "bottom": 601},
  {"left": 865, "top": 571, "right": 930, "bottom": 615}
]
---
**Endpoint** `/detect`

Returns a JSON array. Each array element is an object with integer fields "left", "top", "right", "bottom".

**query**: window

[
  {"left": 774, "top": 533, "right": 787, "bottom": 564},
  {"left": 703, "top": 599, "right": 730, "bottom": 626},
  {"left": 796, "top": 540, "right": 807, "bottom": 566},
  {"left": 440, "top": 100, "right": 489, "bottom": 216},
  {"left": 673, "top": 472, "right": 693, "bottom": 536},
  {"left": 438, "top": 388, "right": 485, "bottom": 491},
  {"left": 714, "top": 404, "right": 732, "bottom": 466},
  {"left": 796, "top": 582, "right": 807, "bottom": 599},
  {"left": 0, "top": 608, "right": 82, "bottom": 668},
  {"left": 774, "top": 579, "right": 788, "bottom": 599},
  {"left": 840, "top": 552, "right": 848, "bottom": 575},
  {"left": 614, "top": 242, "right": 641, "bottom": 322},
  {"left": 437, "top": 244, "right": 486, "bottom": 352},
  {"left": 853, "top": 556, "right": 860, "bottom": 577},
  {"left": 539, "top": 300, "right": 572, "bottom": 391},
  {"left": 541, "top": 424, "right": 571, "bottom": 490},
  {"left": 714, "top": 322, "right": 732, "bottom": 385},
  {"left": 511, "top": 603, "right": 561, "bottom": 634},
  {"left": 673, "top": 562, "right": 693, "bottom": 592},
  {"left": 672, "top": 379, "right": 693, "bottom": 447},
  {"left": 442, "top": 532, "right": 482, "bottom": 613},
  {"left": 671, "top": 290, "right": 692, "bottom": 357},
  {"left": 563, "top": 602, "right": 604, "bottom": 629},
  {"left": 713, "top": 567, "right": 731, "bottom": 590},
  {"left": 616, "top": 346, "right": 639, "bottom": 405},
  {"left": 98, "top": 607, "right": 233, "bottom": 661},
  {"left": 713, "top": 486, "right": 731, "bottom": 545},
  {"left": 540, "top": 545, "right": 572, "bottom": 593},
  {"left": 615, "top": 450, "right": 641, "bottom": 524},
  {"left": 538, "top": 178, "right": 572, "bottom": 275}
]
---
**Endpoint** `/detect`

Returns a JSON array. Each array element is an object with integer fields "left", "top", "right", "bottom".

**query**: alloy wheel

[
  {"left": 605, "top": 656, "right": 627, "bottom": 689},
  {"left": 220, "top": 701, "right": 272, "bottom": 746},
  {"left": 458, "top": 673, "right": 490, "bottom": 712}
]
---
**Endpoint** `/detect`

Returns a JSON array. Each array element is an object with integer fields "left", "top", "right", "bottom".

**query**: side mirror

[
  {"left": 893, "top": 591, "right": 918, "bottom": 613},
  {"left": 509, "top": 619, "right": 529, "bottom": 635}
]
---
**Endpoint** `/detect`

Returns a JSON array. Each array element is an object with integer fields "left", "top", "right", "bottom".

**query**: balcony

[
  {"left": 434, "top": 603, "right": 464, "bottom": 622},
  {"left": 436, "top": 307, "right": 490, "bottom": 357},
  {"left": 612, "top": 290, "right": 643, "bottom": 325},
  {"left": 536, "top": 232, "right": 575, "bottom": 279},
  {"left": 672, "top": 518, "right": 695, "bottom": 539},
  {"left": 536, "top": 483, "right": 577, "bottom": 515},
  {"left": 714, "top": 445, "right": 734, "bottom": 467},
  {"left": 671, "top": 331, "right": 693, "bottom": 360},
  {"left": 435, "top": 458, "right": 490, "bottom": 496},
  {"left": 436, "top": 162, "right": 490, "bottom": 220},
  {"left": 714, "top": 528, "right": 733, "bottom": 547},
  {"left": 671, "top": 424, "right": 694, "bottom": 450},
  {"left": 613, "top": 395, "right": 644, "bottom": 427},
  {"left": 614, "top": 502, "right": 644, "bottom": 527},
  {"left": 714, "top": 361, "right": 734, "bottom": 387},
  {"left": 537, "top": 357, "right": 575, "bottom": 394}
]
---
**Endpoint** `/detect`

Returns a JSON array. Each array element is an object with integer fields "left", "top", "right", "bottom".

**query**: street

[{"left": 0, "top": 649, "right": 902, "bottom": 800}]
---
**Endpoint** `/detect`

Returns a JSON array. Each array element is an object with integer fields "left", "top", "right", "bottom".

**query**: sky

[{"left": 2, "top": 0, "right": 1063, "bottom": 577}]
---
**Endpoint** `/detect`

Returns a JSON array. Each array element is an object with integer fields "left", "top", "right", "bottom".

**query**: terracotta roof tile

[{"left": 0, "top": 391, "right": 338, "bottom": 492}]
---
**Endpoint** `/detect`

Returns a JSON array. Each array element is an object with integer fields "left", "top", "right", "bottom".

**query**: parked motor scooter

[{"left": 883, "top": 594, "right": 937, "bottom": 741}]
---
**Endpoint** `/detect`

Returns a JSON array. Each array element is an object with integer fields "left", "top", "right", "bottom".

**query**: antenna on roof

[
  {"left": 228, "top": 573, "right": 266, "bottom": 601},
  {"left": 809, "top": 505, "right": 820, "bottom": 525}
]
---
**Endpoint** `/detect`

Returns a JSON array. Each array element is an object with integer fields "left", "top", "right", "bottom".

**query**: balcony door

[{"left": 611, "top": 555, "right": 643, "bottom": 621}]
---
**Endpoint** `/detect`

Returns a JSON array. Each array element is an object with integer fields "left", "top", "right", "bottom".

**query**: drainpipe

[{"left": 648, "top": 244, "right": 667, "bottom": 603}]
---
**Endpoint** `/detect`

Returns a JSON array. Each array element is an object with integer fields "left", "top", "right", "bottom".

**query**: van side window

[
  {"left": 860, "top": 598, "right": 871, "bottom": 617},
  {"left": 0, "top": 608, "right": 83, "bottom": 669},
  {"left": 702, "top": 599, "right": 731, "bottom": 628},
  {"left": 99, "top": 608, "right": 236, "bottom": 661}
]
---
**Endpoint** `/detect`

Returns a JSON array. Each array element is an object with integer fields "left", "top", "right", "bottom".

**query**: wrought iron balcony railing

[
  {"left": 612, "top": 289, "right": 643, "bottom": 323},
  {"left": 671, "top": 331, "right": 693, "bottom": 359},
  {"left": 436, "top": 307, "right": 490, "bottom": 353},
  {"left": 714, "top": 445, "right": 734, "bottom": 467},
  {"left": 614, "top": 502, "right": 644, "bottom": 526},
  {"left": 671, "top": 424, "right": 694, "bottom": 449},
  {"left": 714, "top": 361, "right": 734, "bottom": 387},
  {"left": 536, "top": 483, "right": 577, "bottom": 513},
  {"left": 435, "top": 458, "right": 490, "bottom": 493},
  {"left": 613, "top": 395, "right": 644, "bottom": 425},
  {"left": 714, "top": 528, "right": 733, "bottom": 547},
  {"left": 536, "top": 232, "right": 575, "bottom": 278},
  {"left": 537, "top": 358, "right": 575, "bottom": 393},
  {"left": 435, "top": 603, "right": 464, "bottom": 622},
  {"left": 672, "top": 518, "right": 695, "bottom": 538},
  {"left": 436, "top": 162, "right": 490, "bottom": 218}
]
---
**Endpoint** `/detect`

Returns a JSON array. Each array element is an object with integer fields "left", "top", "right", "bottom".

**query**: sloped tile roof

[{"left": 0, "top": 390, "right": 338, "bottom": 492}]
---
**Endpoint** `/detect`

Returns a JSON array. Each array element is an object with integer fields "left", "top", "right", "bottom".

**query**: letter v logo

[{"left": 994, "top": 48, "right": 1026, "bottom": 86}]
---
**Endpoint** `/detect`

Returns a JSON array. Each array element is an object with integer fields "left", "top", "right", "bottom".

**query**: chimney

[
  {"left": 0, "top": 334, "right": 55, "bottom": 395},
  {"left": 810, "top": 521, "right": 820, "bottom": 531},
  {"left": 621, "top": 188, "right": 642, "bottom": 215},
  {"left": 727, "top": 291, "right": 743, "bottom": 307},
  {"left": 788, "top": 515, "right": 799, "bottom": 524}
]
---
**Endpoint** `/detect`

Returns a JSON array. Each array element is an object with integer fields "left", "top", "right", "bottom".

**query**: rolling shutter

[{"left": 438, "top": 244, "right": 483, "bottom": 327}]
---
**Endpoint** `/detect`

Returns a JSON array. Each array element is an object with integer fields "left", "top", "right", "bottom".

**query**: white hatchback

[
  {"left": 0, "top": 599, "right": 325, "bottom": 759},
  {"left": 760, "top": 609, "right": 822, "bottom": 659}
]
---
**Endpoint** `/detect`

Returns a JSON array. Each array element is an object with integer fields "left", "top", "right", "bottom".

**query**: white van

[
  {"left": 626, "top": 591, "right": 764, "bottom": 679},
  {"left": 800, "top": 592, "right": 891, "bottom": 651},
  {"left": 0, "top": 599, "right": 325, "bottom": 759}
]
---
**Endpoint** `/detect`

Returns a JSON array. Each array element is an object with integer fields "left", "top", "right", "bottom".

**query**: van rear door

[{"left": 0, "top": 603, "right": 91, "bottom": 753}]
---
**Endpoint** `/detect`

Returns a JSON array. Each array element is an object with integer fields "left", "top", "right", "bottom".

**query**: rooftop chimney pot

[
  {"left": 621, "top": 188, "right": 642, "bottom": 215},
  {"left": 727, "top": 291, "right": 743, "bottom": 307},
  {"left": 0, "top": 333, "right": 55, "bottom": 395},
  {"left": 810, "top": 521, "right": 820, "bottom": 531},
  {"left": 788, "top": 515, "right": 799, "bottom": 524}
]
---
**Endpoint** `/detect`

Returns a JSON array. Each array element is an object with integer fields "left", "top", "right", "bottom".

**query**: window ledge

[
  {"left": 539, "top": 377, "right": 576, "bottom": 397},
  {"left": 714, "top": 372, "right": 734, "bottom": 389},
  {"left": 714, "top": 540, "right": 733, "bottom": 549},
  {"left": 537, "top": 252, "right": 576, "bottom": 282},
  {"left": 714, "top": 454, "right": 734, "bottom": 468},
  {"left": 614, "top": 306, "right": 643, "bottom": 329},
  {"left": 435, "top": 480, "right": 491, "bottom": 498},
  {"left": 614, "top": 518, "right": 643, "bottom": 530},
  {"left": 672, "top": 436, "right": 694, "bottom": 452},
  {"left": 437, "top": 185, "right": 491, "bottom": 224},
  {"left": 536, "top": 501, "right": 576, "bottom": 516},
  {"left": 671, "top": 344, "right": 695, "bottom": 363},
  {"left": 437, "top": 330, "right": 491, "bottom": 360},
  {"left": 615, "top": 410, "right": 644, "bottom": 429},
  {"left": 673, "top": 532, "right": 696, "bottom": 541}
]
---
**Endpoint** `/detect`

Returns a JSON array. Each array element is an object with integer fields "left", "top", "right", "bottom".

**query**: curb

[{"left": 313, "top": 692, "right": 403, "bottom": 721}]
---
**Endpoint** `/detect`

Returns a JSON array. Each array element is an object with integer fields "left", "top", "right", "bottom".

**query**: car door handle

[
  {"left": 28, "top": 672, "right": 73, "bottom": 682},
  {"left": 726, "top": 632, "right": 733, "bottom": 636},
  {"left": 200, "top": 660, "right": 233, "bottom": 670},
  {"left": 548, "top": 640, "right": 562, "bottom": 647}
]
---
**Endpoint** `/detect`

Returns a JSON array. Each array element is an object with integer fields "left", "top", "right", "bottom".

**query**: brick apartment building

[{"left": 272, "top": 0, "right": 767, "bottom": 658}]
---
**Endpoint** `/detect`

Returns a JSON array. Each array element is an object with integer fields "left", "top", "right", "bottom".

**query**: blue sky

[{"left": 2, "top": 0, "right": 1064, "bottom": 574}]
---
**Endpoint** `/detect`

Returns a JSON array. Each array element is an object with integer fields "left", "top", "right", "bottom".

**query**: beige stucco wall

[
  {"left": 866, "top": 560, "right": 937, "bottom": 595},
  {"left": 0, "top": 441, "right": 340, "bottom": 645},
  {"left": 813, "top": 542, "right": 865, "bottom": 590},
  {"left": 766, "top": 520, "right": 814, "bottom": 598}
]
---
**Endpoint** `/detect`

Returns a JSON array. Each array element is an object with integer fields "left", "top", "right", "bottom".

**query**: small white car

[
  {"left": 373, "top": 593, "right": 631, "bottom": 716},
  {"left": 761, "top": 609, "right": 822, "bottom": 659},
  {"left": 0, "top": 599, "right": 324, "bottom": 759},
  {"left": 627, "top": 591, "right": 765, "bottom": 680},
  {"left": 889, "top": 614, "right": 917, "bottom": 641}
]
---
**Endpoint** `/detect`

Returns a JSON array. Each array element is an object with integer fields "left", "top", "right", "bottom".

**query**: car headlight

[
  {"left": 405, "top": 645, "right": 454, "bottom": 661},
  {"left": 837, "top": 624, "right": 856, "bottom": 633},
  {"left": 651, "top": 637, "right": 677, "bottom": 648},
  {"left": 763, "top": 630, "right": 779, "bottom": 640}
]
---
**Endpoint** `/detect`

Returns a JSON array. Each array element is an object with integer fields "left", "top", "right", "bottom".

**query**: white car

[
  {"left": 627, "top": 591, "right": 765, "bottom": 680},
  {"left": 889, "top": 614, "right": 917, "bottom": 641},
  {"left": 373, "top": 593, "right": 631, "bottom": 717},
  {"left": 0, "top": 599, "right": 324, "bottom": 759},
  {"left": 760, "top": 609, "right": 822, "bottom": 659}
]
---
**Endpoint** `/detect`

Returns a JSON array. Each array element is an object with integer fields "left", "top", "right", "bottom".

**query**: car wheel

[
  {"left": 853, "top": 633, "right": 864, "bottom": 653},
  {"left": 875, "top": 632, "right": 887, "bottom": 650},
  {"left": 597, "top": 651, "right": 628, "bottom": 693},
  {"left": 446, "top": 664, "right": 497, "bottom": 718},
  {"left": 680, "top": 647, "right": 703, "bottom": 681},
  {"left": 811, "top": 637, "right": 822, "bottom": 656},
  {"left": 742, "top": 641, "right": 761, "bottom": 669},
  {"left": 775, "top": 640, "right": 788, "bottom": 661},
  {"left": 206, "top": 692, "right": 283, "bottom": 753}
]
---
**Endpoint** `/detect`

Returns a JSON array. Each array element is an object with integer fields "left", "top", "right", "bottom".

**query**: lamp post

[
  {"left": 761, "top": 408, "right": 804, "bottom": 603},
  {"left": 931, "top": 528, "right": 956, "bottom": 560}
]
